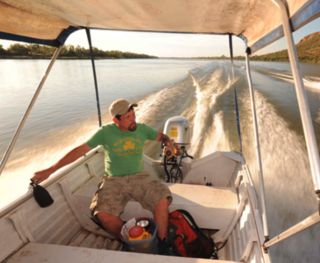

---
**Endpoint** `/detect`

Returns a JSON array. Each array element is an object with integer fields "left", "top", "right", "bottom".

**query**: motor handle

[
  {"left": 162, "top": 136, "right": 174, "bottom": 157},
  {"left": 161, "top": 136, "right": 167, "bottom": 148}
]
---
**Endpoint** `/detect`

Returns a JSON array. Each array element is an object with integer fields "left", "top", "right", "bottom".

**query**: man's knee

[
  {"left": 96, "top": 212, "right": 123, "bottom": 237},
  {"left": 155, "top": 198, "right": 169, "bottom": 209},
  {"left": 97, "top": 212, "right": 122, "bottom": 223}
]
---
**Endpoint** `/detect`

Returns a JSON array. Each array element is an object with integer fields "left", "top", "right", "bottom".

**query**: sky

[{"left": 0, "top": 17, "right": 319, "bottom": 58}]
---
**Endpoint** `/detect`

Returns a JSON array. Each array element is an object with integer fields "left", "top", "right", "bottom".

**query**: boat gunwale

[{"left": 0, "top": 146, "right": 102, "bottom": 219}]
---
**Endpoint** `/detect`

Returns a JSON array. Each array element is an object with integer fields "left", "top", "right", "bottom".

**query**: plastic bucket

[{"left": 121, "top": 217, "right": 158, "bottom": 254}]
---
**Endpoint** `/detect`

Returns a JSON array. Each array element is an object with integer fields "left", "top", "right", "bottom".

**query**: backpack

[{"left": 167, "top": 209, "right": 218, "bottom": 259}]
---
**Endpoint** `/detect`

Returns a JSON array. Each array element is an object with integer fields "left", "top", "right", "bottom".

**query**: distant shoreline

[
  {"left": 1, "top": 31, "right": 319, "bottom": 63},
  {"left": 0, "top": 56, "right": 319, "bottom": 63},
  {"left": 0, "top": 44, "right": 157, "bottom": 59},
  {"left": 0, "top": 56, "right": 158, "bottom": 59}
]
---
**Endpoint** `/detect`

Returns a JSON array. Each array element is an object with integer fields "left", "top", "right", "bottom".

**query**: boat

[{"left": 1, "top": 0, "right": 320, "bottom": 262}]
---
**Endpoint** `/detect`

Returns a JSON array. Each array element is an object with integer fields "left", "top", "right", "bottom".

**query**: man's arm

[
  {"left": 31, "top": 142, "right": 93, "bottom": 184},
  {"left": 155, "top": 133, "right": 175, "bottom": 158}
]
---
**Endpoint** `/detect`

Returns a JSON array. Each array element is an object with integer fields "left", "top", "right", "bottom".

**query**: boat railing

[
  {"left": 264, "top": 212, "right": 320, "bottom": 249},
  {"left": 243, "top": 163, "right": 259, "bottom": 201},
  {"left": 0, "top": 146, "right": 102, "bottom": 218},
  {"left": 229, "top": 28, "right": 269, "bottom": 243},
  {"left": 245, "top": 50, "right": 270, "bottom": 242}
]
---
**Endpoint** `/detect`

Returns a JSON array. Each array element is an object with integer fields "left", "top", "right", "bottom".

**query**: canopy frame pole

[
  {"left": 245, "top": 51, "right": 269, "bottom": 243},
  {"left": 229, "top": 34, "right": 242, "bottom": 152},
  {"left": 272, "top": 0, "right": 320, "bottom": 209},
  {"left": 264, "top": 212, "right": 320, "bottom": 248},
  {"left": 0, "top": 45, "right": 63, "bottom": 176},
  {"left": 85, "top": 28, "right": 102, "bottom": 127}
]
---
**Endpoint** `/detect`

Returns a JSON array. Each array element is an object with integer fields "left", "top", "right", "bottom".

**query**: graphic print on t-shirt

[
  {"left": 123, "top": 141, "right": 135, "bottom": 150},
  {"left": 113, "top": 136, "right": 144, "bottom": 157}
]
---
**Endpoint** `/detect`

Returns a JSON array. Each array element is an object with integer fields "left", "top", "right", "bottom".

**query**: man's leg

[
  {"left": 97, "top": 212, "right": 124, "bottom": 237},
  {"left": 91, "top": 176, "right": 130, "bottom": 237},
  {"left": 154, "top": 198, "right": 169, "bottom": 239},
  {"left": 128, "top": 172, "right": 172, "bottom": 239}
]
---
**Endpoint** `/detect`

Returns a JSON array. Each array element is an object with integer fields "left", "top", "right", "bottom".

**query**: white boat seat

[{"left": 73, "top": 177, "right": 238, "bottom": 230}]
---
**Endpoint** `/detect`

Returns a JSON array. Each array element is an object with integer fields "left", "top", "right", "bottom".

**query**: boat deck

[
  {"left": 4, "top": 218, "right": 226, "bottom": 263},
  {"left": 67, "top": 228, "right": 123, "bottom": 250}
]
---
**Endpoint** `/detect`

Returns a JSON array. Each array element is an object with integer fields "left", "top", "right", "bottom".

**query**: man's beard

[{"left": 128, "top": 122, "right": 137, "bottom": 131}]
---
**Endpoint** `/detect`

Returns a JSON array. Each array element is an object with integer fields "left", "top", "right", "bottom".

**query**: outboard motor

[
  {"left": 163, "top": 116, "right": 191, "bottom": 154},
  {"left": 162, "top": 116, "right": 193, "bottom": 183}
]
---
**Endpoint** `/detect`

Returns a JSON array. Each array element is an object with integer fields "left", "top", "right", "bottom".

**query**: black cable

[{"left": 217, "top": 239, "right": 228, "bottom": 251}]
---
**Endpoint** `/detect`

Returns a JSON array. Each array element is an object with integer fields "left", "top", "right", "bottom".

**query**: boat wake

[
  {"left": 304, "top": 76, "right": 320, "bottom": 90},
  {"left": 136, "top": 61, "right": 237, "bottom": 160},
  {"left": 256, "top": 69, "right": 320, "bottom": 90},
  {"left": 187, "top": 65, "right": 234, "bottom": 158}
]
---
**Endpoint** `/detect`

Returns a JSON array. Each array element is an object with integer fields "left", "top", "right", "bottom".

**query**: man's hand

[
  {"left": 31, "top": 167, "right": 55, "bottom": 184},
  {"left": 164, "top": 142, "right": 175, "bottom": 159},
  {"left": 156, "top": 133, "right": 175, "bottom": 159},
  {"left": 30, "top": 142, "right": 92, "bottom": 185}
]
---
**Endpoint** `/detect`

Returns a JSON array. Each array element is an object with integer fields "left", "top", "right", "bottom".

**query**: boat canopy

[{"left": 0, "top": 0, "right": 319, "bottom": 53}]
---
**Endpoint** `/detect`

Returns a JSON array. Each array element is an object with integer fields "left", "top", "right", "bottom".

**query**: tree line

[
  {"left": 250, "top": 34, "right": 320, "bottom": 63},
  {"left": 0, "top": 43, "right": 157, "bottom": 59},
  {"left": 192, "top": 32, "right": 320, "bottom": 63}
]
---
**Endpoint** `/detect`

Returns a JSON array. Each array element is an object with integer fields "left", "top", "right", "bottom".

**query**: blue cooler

[{"left": 121, "top": 217, "right": 158, "bottom": 254}]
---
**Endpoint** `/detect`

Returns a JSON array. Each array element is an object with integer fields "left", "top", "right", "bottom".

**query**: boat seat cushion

[{"left": 73, "top": 177, "right": 238, "bottom": 230}]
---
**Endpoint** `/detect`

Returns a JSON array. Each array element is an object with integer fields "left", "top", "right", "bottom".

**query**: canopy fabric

[{"left": 0, "top": 0, "right": 319, "bottom": 53}]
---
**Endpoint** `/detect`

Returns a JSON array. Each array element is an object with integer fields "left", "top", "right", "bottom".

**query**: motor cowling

[
  {"left": 162, "top": 116, "right": 193, "bottom": 183},
  {"left": 163, "top": 116, "right": 191, "bottom": 154}
]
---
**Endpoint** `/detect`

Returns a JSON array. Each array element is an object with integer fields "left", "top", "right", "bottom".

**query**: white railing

[
  {"left": 264, "top": 212, "right": 320, "bottom": 248},
  {"left": 245, "top": 52, "right": 269, "bottom": 240}
]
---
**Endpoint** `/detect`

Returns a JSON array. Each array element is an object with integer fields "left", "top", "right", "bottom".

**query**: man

[{"left": 31, "top": 99, "right": 175, "bottom": 250}]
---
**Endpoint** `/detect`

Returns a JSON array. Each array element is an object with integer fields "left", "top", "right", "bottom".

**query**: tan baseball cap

[{"left": 109, "top": 99, "right": 138, "bottom": 118}]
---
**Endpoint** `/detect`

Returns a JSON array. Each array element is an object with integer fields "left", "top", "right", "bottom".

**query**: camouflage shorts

[{"left": 90, "top": 171, "right": 172, "bottom": 220}]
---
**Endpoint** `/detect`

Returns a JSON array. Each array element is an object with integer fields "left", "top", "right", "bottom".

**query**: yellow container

[{"left": 128, "top": 231, "right": 152, "bottom": 242}]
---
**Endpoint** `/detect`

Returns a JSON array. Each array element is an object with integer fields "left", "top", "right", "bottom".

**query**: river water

[{"left": 1, "top": 59, "right": 320, "bottom": 262}]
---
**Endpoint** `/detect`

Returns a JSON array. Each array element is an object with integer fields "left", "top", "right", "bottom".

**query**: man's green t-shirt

[{"left": 86, "top": 123, "right": 158, "bottom": 177}]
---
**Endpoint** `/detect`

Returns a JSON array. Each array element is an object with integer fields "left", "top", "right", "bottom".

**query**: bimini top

[{"left": 0, "top": 0, "right": 319, "bottom": 53}]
